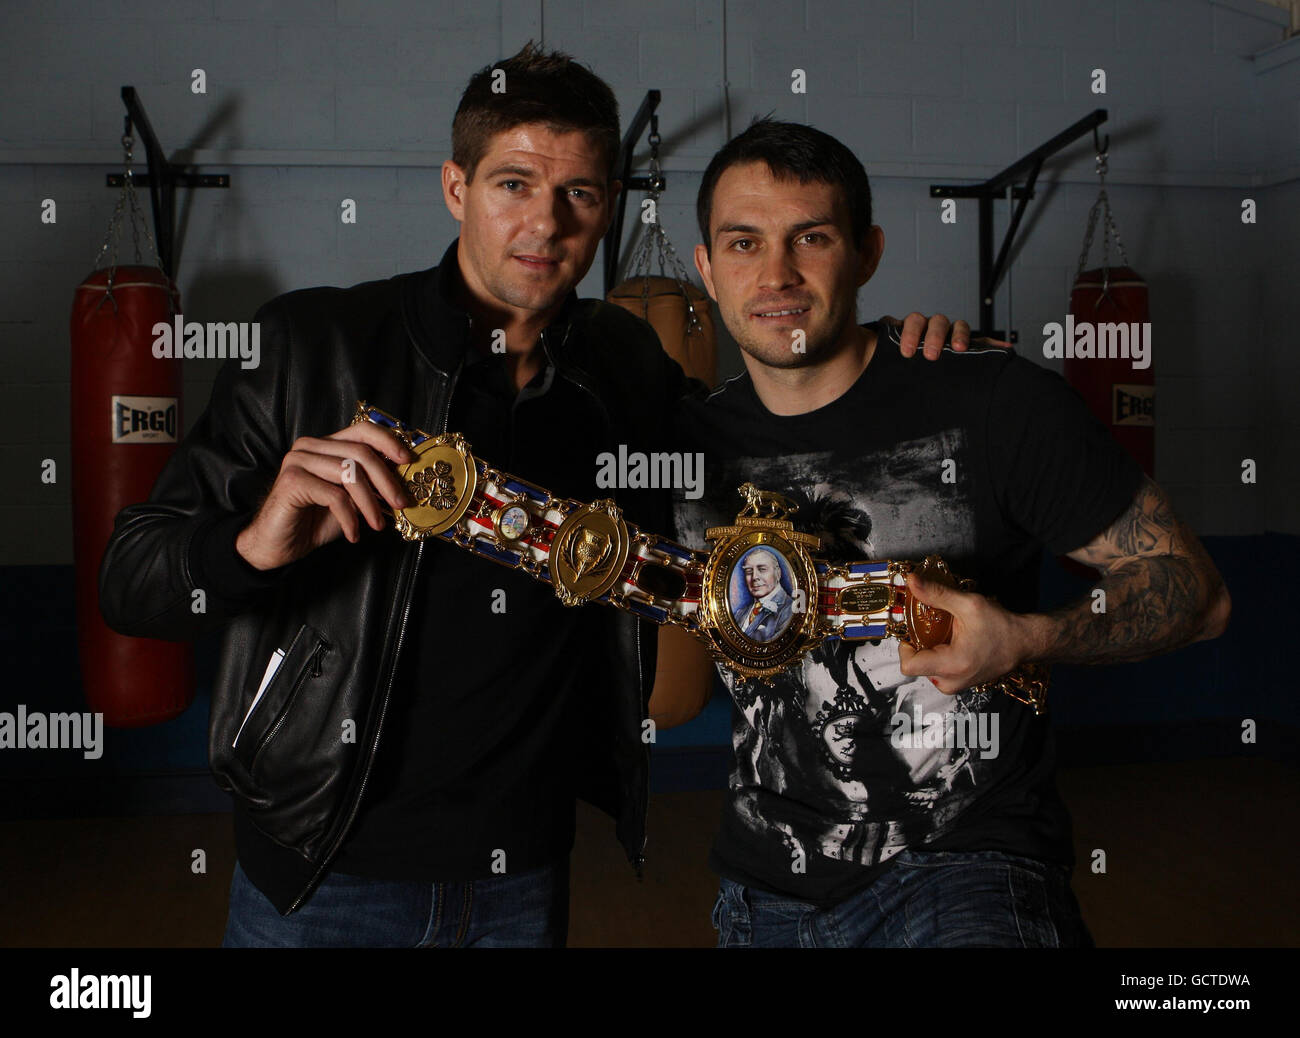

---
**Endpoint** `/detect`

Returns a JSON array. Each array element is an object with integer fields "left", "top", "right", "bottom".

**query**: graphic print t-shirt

[{"left": 673, "top": 320, "right": 1145, "bottom": 905}]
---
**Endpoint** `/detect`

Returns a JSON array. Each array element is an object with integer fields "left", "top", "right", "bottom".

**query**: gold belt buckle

[{"left": 695, "top": 482, "right": 826, "bottom": 679}]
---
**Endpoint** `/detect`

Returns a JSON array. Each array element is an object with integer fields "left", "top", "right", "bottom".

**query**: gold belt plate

[
  {"left": 392, "top": 433, "right": 477, "bottom": 540},
  {"left": 549, "top": 500, "right": 631, "bottom": 606}
]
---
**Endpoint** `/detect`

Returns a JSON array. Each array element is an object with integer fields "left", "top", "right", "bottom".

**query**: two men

[
  {"left": 99, "top": 36, "right": 1210, "bottom": 948},
  {"left": 670, "top": 119, "right": 1231, "bottom": 947},
  {"left": 98, "top": 43, "right": 954, "bottom": 947}
]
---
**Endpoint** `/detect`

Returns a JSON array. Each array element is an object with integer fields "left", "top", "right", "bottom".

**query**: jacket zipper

[
  {"left": 248, "top": 640, "right": 327, "bottom": 775},
  {"left": 287, "top": 318, "right": 467, "bottom": 914},
  {"left": 634, "top": 620, "right": 647, "bottom": 877},
  {"left": 339, "top": 361, "right": 460, "bottom": 835}
]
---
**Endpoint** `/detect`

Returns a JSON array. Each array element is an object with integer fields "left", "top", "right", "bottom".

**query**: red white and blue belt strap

[{"left": 353, "top": 401, "right": 1046, "bottom": 711}]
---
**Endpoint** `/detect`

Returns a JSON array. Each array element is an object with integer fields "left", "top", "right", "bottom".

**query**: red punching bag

[
  {"left": 1066, "top": 266, "right": 1153, "bottom": 475},
  {"left": 71, "top": 263, "right": 193, "bottom": 727},
  {"left": 1063, "top": 143, "right": 1154, "bottom": 477}
]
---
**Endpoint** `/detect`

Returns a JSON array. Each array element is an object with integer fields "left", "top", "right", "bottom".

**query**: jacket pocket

[{"left": 231, "top": 623, "right": 330, "bottom": 775}]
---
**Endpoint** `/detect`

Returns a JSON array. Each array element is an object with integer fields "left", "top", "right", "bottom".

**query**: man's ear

[
  {"left": 442, "top": 160, "right": 468, "bottom": 222},
  {"left": 694, "top": 242, "right": 718, "bottom": 302},
  {"left": 856, "top": 225, "right": 885, "bottom": 287}
]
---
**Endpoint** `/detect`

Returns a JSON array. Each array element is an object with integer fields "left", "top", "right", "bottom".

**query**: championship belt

[{"left": 353, "top": 401, "right": 1048, "bottom": 713}]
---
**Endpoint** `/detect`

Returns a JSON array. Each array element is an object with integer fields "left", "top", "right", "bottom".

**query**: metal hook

[
  {"left": 645, "top": 114, "right": 663, "bottom": 189},
  {"left": 1092, "top": 125, "right": 1110, "bottom": 179},
  {"left": 1092, "top": 125, "right": 1109, "bottom": 158}
]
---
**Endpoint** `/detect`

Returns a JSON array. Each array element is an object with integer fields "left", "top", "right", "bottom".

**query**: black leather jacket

[{"left": 99, "top": 239, "right": 693, "bottom": 914}]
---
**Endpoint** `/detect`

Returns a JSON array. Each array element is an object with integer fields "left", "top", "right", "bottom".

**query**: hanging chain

[
  {"left": 638, "top": 123, "right": 655, "bottom": 322},
  {"left": 1075, "top": 143, "right": 1129, "bottom": 298},
  {"left": 91, "top": 129, "right": 165, "bottom": 311},
  {"left": 625, "top": 118, "right": 702, "bottom": 335}
]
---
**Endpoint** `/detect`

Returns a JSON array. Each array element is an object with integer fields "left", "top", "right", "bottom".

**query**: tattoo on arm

[{"left": 1033, "top": 478, "right": 1228, "bottom": 666}]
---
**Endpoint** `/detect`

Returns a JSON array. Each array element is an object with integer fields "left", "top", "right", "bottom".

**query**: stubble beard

[
  {"left": 484, "top": 269, "right": 568, "bottom": 313},
  {"left": 732, "top": 299, "right": 860, "bottom": 371},
  {"left": 480, "top": 248, "right": 575, "bottom": 314},
  {"left": 461, "top": 228, "right": 576, "bottom": 315}
]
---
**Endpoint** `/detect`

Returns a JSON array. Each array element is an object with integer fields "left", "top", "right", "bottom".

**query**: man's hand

[
  {"left": 896, "top": 573, "right": 1031, "bottom": 694},
  {"left": 235, "top": 423, "right": 417, "bottom": 571},
  {"left": 882, "top": 312, "right": 1012, "bottom": 361}
]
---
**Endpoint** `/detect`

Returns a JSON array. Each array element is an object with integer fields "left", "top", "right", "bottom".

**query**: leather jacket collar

[{"left": 406, "top": 238, "right": 581, "bottom": 375}]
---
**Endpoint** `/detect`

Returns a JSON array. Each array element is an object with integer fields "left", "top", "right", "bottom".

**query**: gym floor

[{"left": 1, "top": 756, "right": 1295, "bottom": 948}]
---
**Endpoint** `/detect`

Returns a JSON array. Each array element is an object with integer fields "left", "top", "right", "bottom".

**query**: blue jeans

[
  {"left": 712, "top": 849, "right": 1093, "bottom": 948},
  {"left": 222, "top": 858, "right": 569, "bottom": 947}
]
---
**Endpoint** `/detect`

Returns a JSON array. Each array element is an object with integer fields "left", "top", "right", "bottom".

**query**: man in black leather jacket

[{"left": 99, "top": 43, "right": 696, "bottom": 947}]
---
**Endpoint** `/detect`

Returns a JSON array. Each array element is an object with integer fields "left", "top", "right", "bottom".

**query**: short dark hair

[
  {"left": 696, "top": 118, "right": 874, "bottom": 252},
  {"left": 452, "top": 41, "right": 620, "bottom": 182}
]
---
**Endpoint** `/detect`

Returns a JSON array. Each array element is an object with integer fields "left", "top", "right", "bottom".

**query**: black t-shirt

[
  {"left": 332, "top": 347, "right": 605, "bottom": 881},
  {"left": 673, "top": 320, "right": 1145, "bottom": 905}
]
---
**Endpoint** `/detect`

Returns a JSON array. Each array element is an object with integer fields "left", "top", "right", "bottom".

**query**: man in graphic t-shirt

[{"left": 668, "top": 119, "right": 1231, "bottom": 947}]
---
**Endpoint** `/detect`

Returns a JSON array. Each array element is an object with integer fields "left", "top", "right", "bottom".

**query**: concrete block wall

[{"left": 0, "top": 0, "right": 1296, "bottom": 565}]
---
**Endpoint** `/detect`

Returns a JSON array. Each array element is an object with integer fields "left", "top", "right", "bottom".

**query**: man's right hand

[{"left": 235, "top": 423, "right": 417, "bottom": 571}]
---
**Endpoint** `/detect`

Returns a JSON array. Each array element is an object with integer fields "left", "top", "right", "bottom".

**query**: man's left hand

[
  {"left": 883, "top": 312, "right": 1012, "bottom": 361},
  {"left": 895, "top": 573, "right": 1030, "bottom": 693}
]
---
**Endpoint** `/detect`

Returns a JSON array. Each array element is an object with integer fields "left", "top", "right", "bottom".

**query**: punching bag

[
  {"left": 1065, "top": 266, "right": 1154, "bottom": 476},
  {"left": 608, "top": 274, "right": 718, "bottom": 387},
  {"left": 1064, "top": 138, "right": 1154, "bottom": 477},
  {"left": 71, "top": 266, "right": 193, "bottom": 727},
  {"left": 607, "top": 136, "right": 719, "bottom": 388}
]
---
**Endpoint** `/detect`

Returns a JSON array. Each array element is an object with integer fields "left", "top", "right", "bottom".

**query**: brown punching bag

[
  {"left": 71, "top": 266, "right": 193, "bottom": 727},
  {"left": 608, "top": 275, "right": 718, "bottom": 387}
]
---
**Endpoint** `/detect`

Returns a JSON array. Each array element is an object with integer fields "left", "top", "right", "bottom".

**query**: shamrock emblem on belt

[{"left": 407, "top": 460, "right": 458, "bottom": 511}]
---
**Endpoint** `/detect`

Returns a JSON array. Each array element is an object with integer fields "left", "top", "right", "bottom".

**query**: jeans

[
  {"left": 221, "top": 857, "right": 569, "bottom": 948},
  {"left": 712, "top": 849, "right": 1094, "bottom": 948}
]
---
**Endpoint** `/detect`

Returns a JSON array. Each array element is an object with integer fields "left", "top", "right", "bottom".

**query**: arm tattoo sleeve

[{"left": 1031, "top": 478, "right": 1228, "bottom": 666}]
